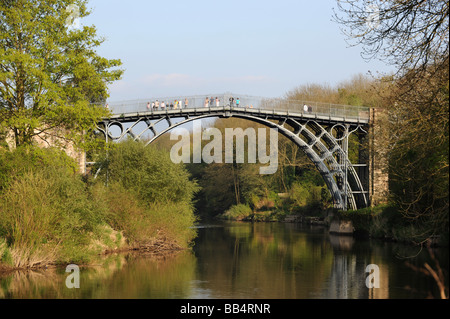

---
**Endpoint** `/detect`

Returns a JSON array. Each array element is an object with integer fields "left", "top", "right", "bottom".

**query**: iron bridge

[{"left": 96, "top": 93, "right": 371, "bottom": 211}]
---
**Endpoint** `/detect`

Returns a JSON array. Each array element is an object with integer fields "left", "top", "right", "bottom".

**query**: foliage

[
  {"left": 0, "top": 144, "right": 78, "bottom": 191},
  {"left": 97, "top": 139, "right": 200, "bottom": 207},
  {"left": 286, "top": 73, "right": 385, "bottom": 108},
  {"left": 95, "top": 140, "right": 199, "bottom": 247},
  {"left": 0, "top": 142, "right": 200, "bottom": 268},
  {"left": 0, "top": 146, "right": 108, "bottom": 267},
  {"left": 386, "top": 59, "right": 449, "bottom": 240},
  {"left": 289, "top": 180, "right": 331, "bottom": 214},
  {"left": 0, "top": 0, "right": 123, "bottom": 149},
  {"left": 220, "top": 204, "right": 253, "bottom": 221},
  {"left": 92, "top": 182, "right": 197, "bottom": 248}
]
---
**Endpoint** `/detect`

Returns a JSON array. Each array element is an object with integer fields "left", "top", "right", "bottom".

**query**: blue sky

[{"left": 83, "top": 0, "right": 393, "bottom": 102}]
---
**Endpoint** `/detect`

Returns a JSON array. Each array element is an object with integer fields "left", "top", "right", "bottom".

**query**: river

[{"left": 0, "top": 221, "right": 447, "bottom": 299}]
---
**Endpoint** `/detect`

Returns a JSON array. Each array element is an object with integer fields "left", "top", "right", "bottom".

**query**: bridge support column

[{"left": 369, "top": 108, "right": 389, "bottom": 207}]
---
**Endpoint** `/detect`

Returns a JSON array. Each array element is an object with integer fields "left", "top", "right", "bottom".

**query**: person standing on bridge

[
  {"left": 185, "top": 98, "right": 189, "bottom": 109},
  {"left": 174, "top": 100, "right": 178, "bottom": 109},
  {"left": 215, "top": 97, "right": 220, "bottom": 107},
  {"left": 205, "top": 97, "right": 209, "bottom": 107},
  {"left": 236, "top": 98, "right": 240, "bottom": 107},
  {"left": 303, "top": 104, "right": 311, "bottom": 113},
  {"left": 147, "top": 102, "right": 151, "bottom": 110},
  {"left": 179, "top": 99, "right": 183, "bottom": 109},
  {"left": 161, "top": 101, "right": 166, "bottom": 110}
]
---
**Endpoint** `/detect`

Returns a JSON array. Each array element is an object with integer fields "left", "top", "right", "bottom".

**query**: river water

[{"left": 0, "top": 221, "right": 448, "bottom": 299}]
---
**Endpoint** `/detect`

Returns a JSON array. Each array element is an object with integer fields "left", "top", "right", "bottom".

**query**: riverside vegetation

[{"left": 0, "top": 141, "right": 199, "bottom": 271}]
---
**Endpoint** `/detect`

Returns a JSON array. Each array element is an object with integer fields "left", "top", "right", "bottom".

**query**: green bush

[
  {"left": 0, "top": 142, "right": 200, "bottom": 268},
  {"left": 98, "top": 139, "right": 199, "bottom": 206},
  {"left": 221, "top": 204, "right": 253, "bottom": 221},
  {"left": 95, "top": 140, "right": 199, "bottom": 248},
  {"left": 0, "top": 145, "right": 77, "bottom": 192},
  {"left": 0, "top": 147, "right": 107, "bottom": 267},
  {"left": 0, "top": 238, "right": 13, "bottom": 266},
  {"left": 93, "top": 182, "right": 196, "bottom": 248}
]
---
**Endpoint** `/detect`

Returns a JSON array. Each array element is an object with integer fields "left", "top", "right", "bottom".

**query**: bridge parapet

[{"left": 104, "top": 93, "right": 370, "bottom": 123}]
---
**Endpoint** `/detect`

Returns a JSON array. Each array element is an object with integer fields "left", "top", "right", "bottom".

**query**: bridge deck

[
  {"left": 104, "top": 93, "right": 370, "bottom": 125},
  {"left": 106, "top": 105, "right": 370, "bottom": 125}
]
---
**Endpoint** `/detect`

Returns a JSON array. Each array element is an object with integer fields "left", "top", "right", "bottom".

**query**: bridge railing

[
  {"left": 261, "top": 98, "right": 370, "bottom": 120},
  {"left": 106, "top": 93, "right": 264, "bottom": 114},
  {"left": 105, "top": 93, "right": 370, "bottom": 121}
]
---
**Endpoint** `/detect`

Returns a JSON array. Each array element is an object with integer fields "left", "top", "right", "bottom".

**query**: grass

[{"left": 0, "top": 143, "right": 199, "bottom": 270}]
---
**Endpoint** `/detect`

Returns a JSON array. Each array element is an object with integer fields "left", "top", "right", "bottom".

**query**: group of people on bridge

[
  {"left": 146, "top": 98, "right": 188, "bottom": 111},
  {"left": 143, "top": 96, "right": 254, "bottom": 111},
  {"left": 105, "top": 96, "right": 312, "bottom": 114}
]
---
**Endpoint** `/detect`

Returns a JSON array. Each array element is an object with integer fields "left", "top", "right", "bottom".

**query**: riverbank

[
  {"left": 0, "top": 234, "right": 188, "bottom": 274},
  {"left": 216, "top": 203, "right": 449, "bottom": 247},
  {"left": 0, "top": 142, "right": 199, "bottom": 272}
]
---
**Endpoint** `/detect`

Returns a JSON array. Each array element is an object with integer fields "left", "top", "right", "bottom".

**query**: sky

[{"left": 82, "top": 0, "right": 394, "bottom": 102}]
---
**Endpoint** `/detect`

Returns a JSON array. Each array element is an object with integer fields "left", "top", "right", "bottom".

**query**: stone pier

[{"left": 369, "top": 108, "right": 389, "bottom": 206}]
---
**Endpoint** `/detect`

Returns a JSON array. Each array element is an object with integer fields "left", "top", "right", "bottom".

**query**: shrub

[
  {"left": 94, "top": 140, "right": 199, "bottom": 248},
  {"left": 221, "top": 204, "right": 253, "bottom": 221},
  {"left": 98, "top": 139, "right": 199, "bottom": 206},
  {"left": 0, "top": 146, "right": 108, "bottom": 267}
]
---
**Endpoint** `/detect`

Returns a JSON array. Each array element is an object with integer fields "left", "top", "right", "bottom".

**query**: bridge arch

[{"left": 98, "top": 109, "right": 369, "bottom": 211}]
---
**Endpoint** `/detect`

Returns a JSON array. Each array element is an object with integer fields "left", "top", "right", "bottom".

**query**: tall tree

[
  {"left": 0, "top": 0, "right": 123, "bottom": 149},
  {"left": 334, "top": 0, "right": 449, "bottom": 240}
]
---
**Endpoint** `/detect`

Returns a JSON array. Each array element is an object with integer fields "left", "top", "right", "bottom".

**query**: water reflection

[
  {"left": 0, "top": 222, "right": 447, "bottom": 299},
  {"left": 0, "top": 252, "right": 197, "bottom": 299}
]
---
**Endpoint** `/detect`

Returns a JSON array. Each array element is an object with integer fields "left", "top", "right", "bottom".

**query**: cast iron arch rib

[{"left": 98, "top": 103, "right": 370, "bottom": 210}]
